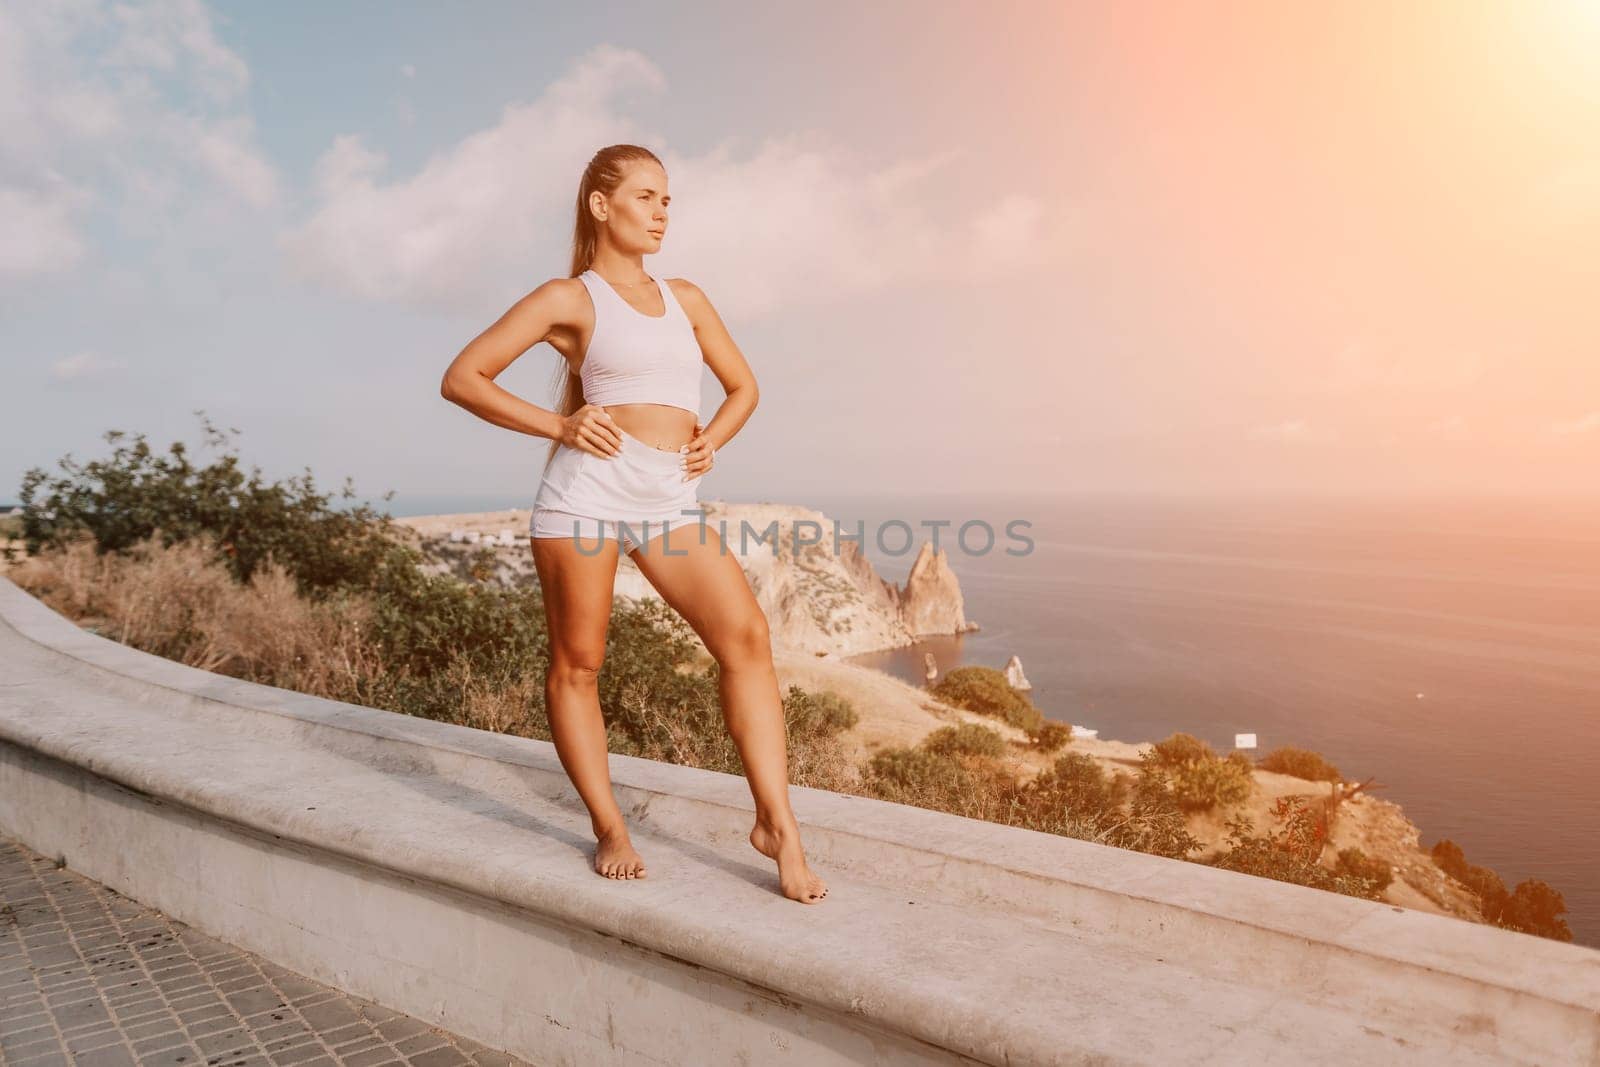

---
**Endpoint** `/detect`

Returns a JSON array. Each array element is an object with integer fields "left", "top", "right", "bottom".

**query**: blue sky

[{"left": 5, "top": 1, "right": 1599, "bottom": 513}]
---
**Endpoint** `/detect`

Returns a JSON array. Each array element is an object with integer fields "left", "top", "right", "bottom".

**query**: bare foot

[
  {"left": 749, "top": 820, "right": 828, "bottom": 903},
  {"left": 594, "top": 826, "right": 648, "bottom": 880}
]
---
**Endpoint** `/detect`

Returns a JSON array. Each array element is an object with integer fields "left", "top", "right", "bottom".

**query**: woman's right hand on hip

[{"left": 562, "top": 405, "right": 623, "bottom": 457}]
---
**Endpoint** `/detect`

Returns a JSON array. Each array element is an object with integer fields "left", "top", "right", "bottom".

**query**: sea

[{"left": 388, "top": 489, "right": 1600, "bottom": 948}]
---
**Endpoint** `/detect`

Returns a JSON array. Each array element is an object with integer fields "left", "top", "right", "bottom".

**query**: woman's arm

[
  {"left": 672, "top": 278, "right": 758, "bottom": 452},
  {"left": 439, "top": 279, "right": 578, "bottom": 441}
]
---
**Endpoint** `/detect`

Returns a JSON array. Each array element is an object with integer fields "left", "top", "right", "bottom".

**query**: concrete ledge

[{"left": 1, "top": 576, "right": 1597, "bottom": 1065}]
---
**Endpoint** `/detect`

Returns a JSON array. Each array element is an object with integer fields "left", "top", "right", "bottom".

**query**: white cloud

[
  {"left": 47, "top": 85, "right": 123, "bottom": 141},
  {"left": 0, "top": 176, "right": 96, "bottom": 277},
  {"left": 281, "top": 44, "right": 664, "bottom": 309},
  {"left": 313, "top": 134, "right": 388, "bottom": 200},
  {"left": 281, "top": 44, "right": 1077, "bottom": 314},
  {"left": 179, "top": 113, "right": 279, "bottom": 207},
  {"left": 104, "top": 0, "right": 250, "bottom": 102},
  {"left": 0, "top": 0, "right": 278, "bottom": 282}
]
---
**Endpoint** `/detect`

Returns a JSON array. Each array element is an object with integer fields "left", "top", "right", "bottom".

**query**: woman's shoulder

[
  {"left": 505, "top": 273, "right": 597, "bottom": 333},
  {"left": 531, "top": 272, "right": 599, "bottom": 304},
  {"left": 525, "top": 271, "right": 591, "bottom": 293},
  {"left": 663, "top": 276, "right": 710, "bottom": 312}
]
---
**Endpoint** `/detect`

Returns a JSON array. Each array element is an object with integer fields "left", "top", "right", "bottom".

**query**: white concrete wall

[{"left": 2, "top": 576, "right": 1597, "bottom": 1066}]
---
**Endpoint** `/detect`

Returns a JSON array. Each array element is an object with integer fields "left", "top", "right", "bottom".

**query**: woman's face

[{"left": 600, "top": 162, "right": 669, "bottom": 251}]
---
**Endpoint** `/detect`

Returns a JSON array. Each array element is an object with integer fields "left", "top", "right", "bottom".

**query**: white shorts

[{"left": 530, "top": 426, "right": 706, "bottom": 555}]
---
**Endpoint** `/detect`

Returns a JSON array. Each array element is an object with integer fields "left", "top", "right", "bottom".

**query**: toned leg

[
  {"left": 627, "top": 522, "right": 829, "bottom": 903},
  {"left": 530, "top": 528, "right": 647, "bottom": 880}
]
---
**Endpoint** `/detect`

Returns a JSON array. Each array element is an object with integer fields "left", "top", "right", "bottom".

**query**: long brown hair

[{"left": 544, "top": 144, "right": 665, "bottom": 470}]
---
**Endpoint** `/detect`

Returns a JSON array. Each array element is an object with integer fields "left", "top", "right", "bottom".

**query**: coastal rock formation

[
  {"left": 1004, "top": 654, "right": 1032, "bottom": 691},
  {"left": 708, "top": 502, "right": 978, "bottom": 657},
  {"left": 392, "top": 500, "right": 980, "bottom": 658},
  {"left": 901, "top": 542, "right": 972, "bottom": 637}
]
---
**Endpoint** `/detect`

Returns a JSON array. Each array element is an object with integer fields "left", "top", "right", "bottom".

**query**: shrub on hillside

[
  {"left": 1207, "top": 796, "right": 1384, "bottom": 901},
  {"left": 1167, "top": 754, "right": 1254, "bottom": 812},
  {"left": 1026, "top": 720, "right": 1073, "bottom": 753},
  {"left": 1498, "top": 881, "right": 1573, "bottom": 943},
  {"left": 783, "top": 686, "right": 860, "bottom": 736},
  {"left": 922, "top": 722, "right": 1007, "bottom": 758},
  {"left": 1430, "top": 839, "right": 1501, "bottom": 900},
  {"left": 16, "top": 415, "right": 408, "bottom": 600},
  {"left": 1026, "top": 751, "right": 1124, "bottom": 821},
  {"left": 1335, "top": 848, "right": 1393, "bottom": 892},
  {"left": 1150, "top": 731, "right": 1216, "bottom": 766},
  {"left": 1431, "top": 839, "right": 1572, "bottom": 942},
  {"left": 365, "top": 542, "right": 548, "bottom": 680},
  {"left": 862, "top": 745, "right": 1016, "bottom": 822},
  {"left": 866, "top": 748, "right": 965, "bottom": 797},
  {"left": 1258, "top": 746, "right": 1342, "bottom": 783},
  {"left": 777, "top": 686, "right": 862, "bottom": 792},
  {"left": 930, "top": 666, "right": 1044, "bottom": 733},
  {"left": 1107, "top": 760, "right": 1204, "bottom": 859},
  {"left": 1142, "top": 734, "right": 1253, "bottom": 813},
  {"left": 1017, "top": 751, "right": 1200, "bottom": 860}
]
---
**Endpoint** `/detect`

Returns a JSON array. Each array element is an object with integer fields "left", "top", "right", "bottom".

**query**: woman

[{"left": 440, "top": 144, "right": 828, "bottom": 904}]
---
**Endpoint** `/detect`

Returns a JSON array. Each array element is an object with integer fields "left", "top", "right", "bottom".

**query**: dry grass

[
  {"left": 10, "top": 532, "right": 565, "bottom": 740},
  {"left": 8, "top": 531, "right": 382, "bottom": 703}
]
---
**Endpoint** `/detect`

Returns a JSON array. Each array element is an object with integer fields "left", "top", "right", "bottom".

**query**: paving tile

[{"left": 0, "top": 836, "right": 537, "bottom": 1067}]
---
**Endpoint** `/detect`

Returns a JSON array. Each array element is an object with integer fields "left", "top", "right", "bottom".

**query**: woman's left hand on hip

[{"left": 680, "top": 422, "right": 714, "bottom": 481}]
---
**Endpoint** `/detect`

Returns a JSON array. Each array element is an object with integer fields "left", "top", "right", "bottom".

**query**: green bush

[
  {"left": 1207, "top": 796, "right": 1382, "bottom": 900},
  {"left": 1027, "top": 720, "right": 1074, "bottom": 753},
  {"left": 1498, "top": 881, "right": 1573, "bottom": 943},
  {"left": 366, "top": 551, "right": 548, "bottom": 680},
  {"left": 930, "top": 666, "right": 1044, "bottom": 733},
  {"left": 1142, "top": 735, "right": 1253, "bottom": 813},
  {"left": 868, "top": 747, "right": 956, "bottom": 790},
  {"left": 1027, "top": 751, "right": 1122, "bottom": 819},
  {"left": 1335, "top": 848, "right": 1393, "bottom": 891},
  {"left": 15, "top": 415, "right": 407, "bottom": 601},
  {"left": 1018, "top": 752, "right": 1200, "bottom": 860},
  {"left": 1431, "top": 839, "right": 1572, "bottom": 942},
  {"left": 860, "top": 735, "right": 1031, "bottom": 826},
  {"left": 1167, "top": 755, "right": 1253, "bottom": 812},
  {"left": 1258, "top": 746, "right": 1342, "bottom": 783},
  {"left": 1150, "top": 732, "right": 1216, "bottom": 766},
  {"left": 922, "top": 722, "right": 1007, "bottom": 758},
  {"left": 1103, "top": 759, "right": 1203, "bottom": 859},
  {"left": 782, "top": 686, "right": 860, "bottom": 736}
]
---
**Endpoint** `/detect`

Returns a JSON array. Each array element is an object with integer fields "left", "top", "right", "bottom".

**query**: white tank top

[{"left": 575, "top": 268, "right": 702, "bottom": 417}]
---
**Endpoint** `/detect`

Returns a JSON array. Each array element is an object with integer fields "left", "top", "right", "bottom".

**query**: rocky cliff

[{"left": 392, "top": 500, "right": 979, "bottom": 657}]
